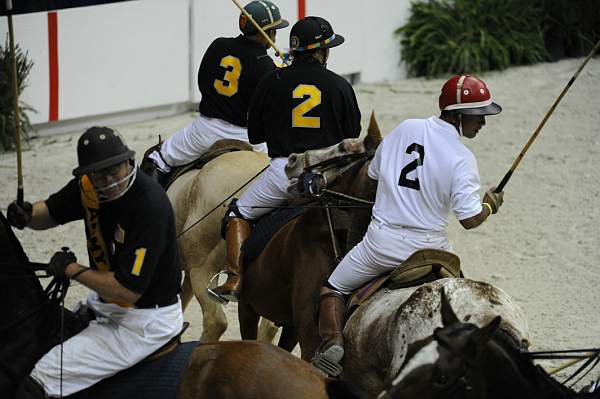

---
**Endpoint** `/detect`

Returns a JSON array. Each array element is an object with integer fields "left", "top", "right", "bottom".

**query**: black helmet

[
  {"left": 73, "top": 127, "right": 135, "bottom": 176},
  {"left": 239, "top": 1, "right": 289, "bottom": 35},
  {"left": 289, "top": 16, "right": 344, "bottom": 53}
]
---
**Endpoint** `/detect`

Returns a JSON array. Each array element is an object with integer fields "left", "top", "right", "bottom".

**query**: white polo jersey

[{"left": 368, "top": 117, "right": 482, "bottom": 232}]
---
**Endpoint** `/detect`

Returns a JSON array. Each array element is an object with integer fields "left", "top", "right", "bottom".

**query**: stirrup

[
  {"left": 206, "top": 271, "right": 230, "bottom": 305},
  {"left": 311, "top": 345, "right": 344, "bottom": 377}
]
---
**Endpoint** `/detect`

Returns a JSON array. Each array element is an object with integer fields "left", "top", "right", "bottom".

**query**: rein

[{"left": 526, "top": 348, "right": 600, "bottom": 387}]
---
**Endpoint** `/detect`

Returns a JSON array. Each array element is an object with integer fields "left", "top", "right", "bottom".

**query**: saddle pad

[
  {"left": 242, "top": 207, "right": 306, "bottom": 264},
  {"left": 69, "top": 341, "right": 198, "bottom": 399}
]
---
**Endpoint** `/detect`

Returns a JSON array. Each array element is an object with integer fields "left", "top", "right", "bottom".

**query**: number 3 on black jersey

[
  {"left": 292, "top": 84, "right": 321, "bottom": 128},
  {"left": 214, "top": 55, "right": 242, "bottom": 97},
  {"left": 398, "top": 143, "right": 425, "bottom": 190}
]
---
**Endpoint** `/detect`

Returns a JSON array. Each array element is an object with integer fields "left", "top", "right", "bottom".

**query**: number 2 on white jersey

[
  {"left": 214, "top": 55, "right": 242, "bottom": 97},
  {"left": 292, "top": 84, "right": 321, "bottom": 128},
  {"left": 398, "top": 143, "right": 425, "bottom": 190}
]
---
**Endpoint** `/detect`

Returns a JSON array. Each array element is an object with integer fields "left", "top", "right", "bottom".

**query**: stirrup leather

[
  {"left": 206, "top": 271, "right": 231, "bottom": 305},
  {"left": 312, "top": 345, "right": 344, "bottom": 377}
]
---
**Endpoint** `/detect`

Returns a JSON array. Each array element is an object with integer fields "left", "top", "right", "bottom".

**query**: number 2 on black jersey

[
  {"left": 292, "top": 84, "right": 321, "bottom": 128},
  {"left": 398, "top": 143, "right": 425, "bottom": 190},
  {"left": 214, "top": 55, "right": 242, "bottom": 97}
]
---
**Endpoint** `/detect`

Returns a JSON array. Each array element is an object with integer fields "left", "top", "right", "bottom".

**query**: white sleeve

[
  {"left": 367, "top": 143, "right": 383, "bottom": 180},
  {"left": 451, "top": 153, "right": 482, "bottom": 220}
]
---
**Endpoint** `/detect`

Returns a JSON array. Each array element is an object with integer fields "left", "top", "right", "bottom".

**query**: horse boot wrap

[
  {"left": 312, "top": 286, "right": 346, "bottom": 377},
  {"left": 209, "top": 217, "right": 252, "bottom": 303}
]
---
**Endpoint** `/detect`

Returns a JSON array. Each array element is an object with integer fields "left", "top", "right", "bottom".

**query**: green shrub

[
  {"left": 541, "top": 0, "right": 600, "bottom": 60},
  {"left": 395, "top": 0, "right": 548, "bottom": 78},
  {"left": 0, "top": 36, "right": 35, "bottom": 152}
]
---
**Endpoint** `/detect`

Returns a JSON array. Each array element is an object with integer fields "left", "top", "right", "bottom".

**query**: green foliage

[
  {"left": 0, "top": 35, "right": 35, "bottom": 152},
  {"left": 395, "top": 0, "right": 548, "bottom": 78},
  {"left": 541, "top": 0, "right": 600, "bottom": 60}
]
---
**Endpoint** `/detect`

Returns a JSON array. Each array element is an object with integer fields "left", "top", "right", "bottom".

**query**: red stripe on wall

[
  {"left": 48, "top": 12, "right": 59, "bottom": 121},
  {"left": 298, "top": 0, "right": 305, "bottom": 19}
]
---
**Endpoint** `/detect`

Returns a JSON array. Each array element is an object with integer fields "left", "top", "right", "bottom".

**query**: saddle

[
  {"left": 141, "top": 138, "right": 254, "bottom": 190},
  {"left": 346, "top": 249, "right": 461, "bottom": 317}
]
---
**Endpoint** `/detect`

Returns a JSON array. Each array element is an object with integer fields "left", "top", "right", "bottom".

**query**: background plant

[
  {"left": 395, "top": 0, "right": 548, "bottom": 78},
  {"left": 0, "top": 36, "right": 35, "bottom": 152}
]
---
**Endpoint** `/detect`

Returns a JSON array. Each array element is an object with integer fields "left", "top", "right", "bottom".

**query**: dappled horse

[
  {"left": 152, "top": 141, "right": 277, "bottom": 342},
  {"left": 236, "top": 114, "right": 531, "bottom": 397},
  {"left": 0, "top": 212, "right": 352, "bottom": 399},
  {"left": 377, "top": 289, "right": 600, "bottom": 399}
]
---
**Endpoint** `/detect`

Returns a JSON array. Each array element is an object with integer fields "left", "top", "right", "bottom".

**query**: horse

[
  {"left": 377, "top": 288, "right": 600, "bottom": 399},
  {"left": 236, "top": 114, "right": 531, "bottom": 397},
  {"left": 161, "top": 144, "right": 278, "bottom": 342},
  {"left": 0, "top": 211, "right": 353, "bottom": 399}
]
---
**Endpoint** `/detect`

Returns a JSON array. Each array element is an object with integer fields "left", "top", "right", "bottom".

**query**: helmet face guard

[
  {"left": 239, "top": 1, "right": 289, "bottom": 35},
  {"left": 289, "top": 16, "right": 345, "bottom": 54},
  {"left": 439, "top": 75, "right": 502, "bottom": 116}
]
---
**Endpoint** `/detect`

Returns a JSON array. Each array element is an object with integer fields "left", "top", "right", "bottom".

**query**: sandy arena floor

[{"left": 1, "top": 57, "right": 599, "bottom": 385}]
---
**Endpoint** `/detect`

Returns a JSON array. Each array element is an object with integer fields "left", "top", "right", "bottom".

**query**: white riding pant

[
  {"left": 30, "top": 292, "right": 184, "bottom": 397},
  {"left": 328, "top": 218, "right": 453, "bottom": 295},
  {"left": 236, "top": 157, "right": 292, "bottom": 221},
  {"left": 149, "top": 113, "right": 267, "bottom": 172}
]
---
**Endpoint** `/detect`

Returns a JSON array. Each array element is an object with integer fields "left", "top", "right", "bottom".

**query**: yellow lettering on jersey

[
  {"left": 131, "top": 248, "right": 146, "bottom": 276},
  {"left": 292, "top": 84, "right": 321, "bottom": 128},
  {"left": 214, "top": 55, "right": 242, "bottom": 97}
]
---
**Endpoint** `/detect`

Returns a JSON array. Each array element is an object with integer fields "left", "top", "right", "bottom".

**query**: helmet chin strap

[
  {"left": 458, "top": 114, "right": 463, "bottom": 136},
  {"left": 96, "top": 164, "right": 137, "bottom": 203}
]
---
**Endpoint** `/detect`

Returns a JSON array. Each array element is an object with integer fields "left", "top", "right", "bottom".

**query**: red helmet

[{"left": 439, "top": 75, "right": 502, "bottom": 116}]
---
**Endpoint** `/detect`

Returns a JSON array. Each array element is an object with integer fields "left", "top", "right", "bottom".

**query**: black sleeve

[
  {"left": 113, "top": 209, "right": 166, "bottom": 295},
  {"left": 45, "top": 178, "right": 85, "bottom": 224},
  {"left": 340, "top": 80, "right": 362, "bottom": 139},
  {"left": 247, "top": 73, "right": 272, "bottom": 144}
]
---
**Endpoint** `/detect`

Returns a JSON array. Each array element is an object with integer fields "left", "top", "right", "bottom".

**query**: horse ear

[
  {"left": 364, "top": 110, "right": 382, "bottom": 155},
  {"left": 440, "top": 288, "right": 460, "bottom": 326},
  {"left": 470, "top": 316, "right": 502, "bottom": 358}
]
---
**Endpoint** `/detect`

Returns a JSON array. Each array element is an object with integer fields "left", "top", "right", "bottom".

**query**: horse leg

[
  {"left": 180, "top": 271, "right": 194, "bottom": 312},
  {"left": 257, "top": 318, "right": 279, "bottom": 343},
  {"left": 238, "top": 298, "right": 259, "bottom": 340},
  {"left": 277, "top": 325, "right": 299, "bottom": 352},
  {"left": 188, "top": 266, "right": 228, "bottom": 342}
]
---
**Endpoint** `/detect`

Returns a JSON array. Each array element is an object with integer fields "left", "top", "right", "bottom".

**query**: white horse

[
  {"left": 166, "top": 149, "right": 277, "bottom": 341},
  {"left": 341, "top": 278, "right": 530, "bottom": 398}
]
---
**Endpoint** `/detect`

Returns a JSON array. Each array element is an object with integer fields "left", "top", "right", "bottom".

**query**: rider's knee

[{"left": 321, "top": 282, "right": 346, "bottom": 299}]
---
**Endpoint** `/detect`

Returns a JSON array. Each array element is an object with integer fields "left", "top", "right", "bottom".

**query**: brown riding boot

[
  {"left": 211, "top": 218, "right": 252, "bottom": 303},
  {"left": 312, "top": 286, "right": 346, "bottom": 377}
]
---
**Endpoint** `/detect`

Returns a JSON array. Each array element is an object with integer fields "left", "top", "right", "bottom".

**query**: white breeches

[
  {"left": 328, "top": 218, "right": 453, "bottom": 295},
  {"left": 30, "top": 292, "right": 184, "bottom": 397},
  {"left": 236, "top": 157, "right": 292, "bottom": 220},
  {"left": 149, "top": 113, "right": 267, "bottom": 172}
]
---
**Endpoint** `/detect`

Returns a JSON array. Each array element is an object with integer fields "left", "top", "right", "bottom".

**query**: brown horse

[
  {"left": 237, "top": 114, "right": 382, "bottom": 358},
  {"left": 179, "top": 341, "right": 358, "bottom": 399}
]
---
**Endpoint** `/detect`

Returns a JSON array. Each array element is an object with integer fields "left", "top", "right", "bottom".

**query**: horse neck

[
  {"left": 482, "top": 336, "right": 581, "bottom": 399},
  {"left": 338, "top": 161, "right": 376, "bottom": 249}
]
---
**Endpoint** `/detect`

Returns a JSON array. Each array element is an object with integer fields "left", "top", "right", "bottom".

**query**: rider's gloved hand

[
  {"left": 47, "top": 247, "right": 77, "bottom": 280},
  {"left": 7, "top": 200, "right": 33, "bottom": 229},
  {"left": 483, "top": 186, "right": 504, "bottom": 214}
]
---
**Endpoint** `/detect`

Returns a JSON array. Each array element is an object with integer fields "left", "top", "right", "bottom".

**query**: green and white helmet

[{"left": 239, "top": 1, "right": 289, "bottom": 35}]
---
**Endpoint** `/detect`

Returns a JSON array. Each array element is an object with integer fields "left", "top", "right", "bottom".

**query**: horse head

[{"left": 377, "top": 288, "right": 539, "bottom": 399}]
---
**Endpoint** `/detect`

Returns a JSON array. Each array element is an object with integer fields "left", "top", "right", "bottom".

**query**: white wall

[{"left": 0, "top": 0, "right": 411, "bottom": 128}]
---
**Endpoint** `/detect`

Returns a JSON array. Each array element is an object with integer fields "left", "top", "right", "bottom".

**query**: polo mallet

[
  {"left": 6, "top": 0, "right": 24, "bottom": 205},
  {"left": 495, "top": 38, "right": 600, "bottom": 193},
  {"left": 230, "top": 0, "right": 286, "bottom": 61}
]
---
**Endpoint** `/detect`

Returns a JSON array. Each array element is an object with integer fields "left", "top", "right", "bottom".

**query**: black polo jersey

[
  {"left": 197, "top": 35, "right": 276, "bottom": 128},
  {"left": 247, "top": 56, "right": 361, "bottom": 158},
  {"left": 45, "top": 171, "right": 181, "bottom": 308}
]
